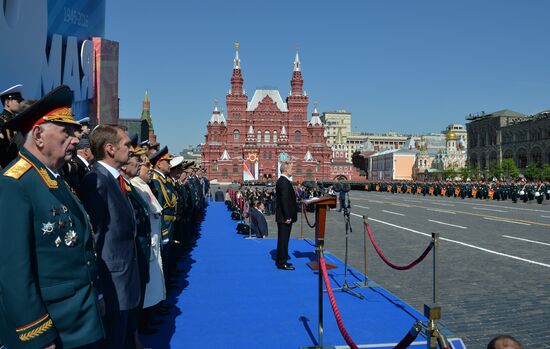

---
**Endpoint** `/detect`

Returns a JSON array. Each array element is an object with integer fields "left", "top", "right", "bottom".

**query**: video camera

[{"left": 333, "top": 182, "right": 351, "bottom": 193}]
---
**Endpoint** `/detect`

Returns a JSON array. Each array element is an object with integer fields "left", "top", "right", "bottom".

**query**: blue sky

[{"left": 106, "top": 0, "right": 550, "bottom": 153}]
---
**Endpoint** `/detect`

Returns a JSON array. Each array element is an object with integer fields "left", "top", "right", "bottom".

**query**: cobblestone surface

[{"left": 262, "top": 191, "right": 550, "bottom": 348}]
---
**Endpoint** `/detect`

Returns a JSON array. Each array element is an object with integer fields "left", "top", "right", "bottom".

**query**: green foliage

[
  {"left": 442, "top": 165, "right": 456, "bottom": 180},
  {"left": 501, "top": 159, "right": 519, "bottom": 180},
  {"left": 541, "top": 164, "right": 550, "bottom": 181},
  {"left": 458, "top": 166, "right": 470, "bottom": 181},
  {"left": 488, "top": 161, "right": 503, "bottom": 180},
  {"left": 524, "top": 163, "right": 541, "bottom": 181}
]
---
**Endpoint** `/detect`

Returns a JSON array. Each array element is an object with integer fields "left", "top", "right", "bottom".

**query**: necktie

[{"left": 118, "top": 176, "right": 128, "bottom": 196}]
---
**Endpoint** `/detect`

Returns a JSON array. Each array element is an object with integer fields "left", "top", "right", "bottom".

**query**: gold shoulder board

[{"left": 3, "top": 158, "right": 32, "bottom": 180}]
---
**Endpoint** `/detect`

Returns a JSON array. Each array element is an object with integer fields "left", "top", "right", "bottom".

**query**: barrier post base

[
  {"left": 307, "top": 260, "right": 336, "bottom": 270},
  {"left": 354, "top": 280, "right": 375, "bottom": 288}
]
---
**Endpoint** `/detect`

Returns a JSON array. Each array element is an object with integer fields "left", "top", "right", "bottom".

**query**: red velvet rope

[
  {"left": 320, "top": 257, "right": 359, "bottom": 349},
  {"left": 365, "top": 223, "right": 433, "bottom": 271},
  {"left": 301, "top": 203, "right": 316, "bottom": 228},
  {"left": 394, "top": 324, "right": 421, "bottom": 349},
  {"left": 320, "top": 257, "right": 421, "bottom": 349}
]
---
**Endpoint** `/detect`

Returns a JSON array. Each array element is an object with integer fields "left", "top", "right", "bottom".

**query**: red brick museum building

[{"left": 201, "top": 46, "right": 332, "bottom": 183}]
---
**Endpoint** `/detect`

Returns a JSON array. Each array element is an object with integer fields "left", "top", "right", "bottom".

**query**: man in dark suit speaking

[
  {"left": 80, "top": 125, "right": 140, "bottom": 349},
  {"left": 275, "top": 161, "right": 297, "bottom": 270}
]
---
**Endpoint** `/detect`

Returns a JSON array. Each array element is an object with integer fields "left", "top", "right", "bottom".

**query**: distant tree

[
  {"left": 501, "top": 159, "right": 519, "bottom": 180},
  {"left": 488, "top": 161, "right": 503, "bottom": 180},
  {"left": 524, "top": 163, "right": 541, "bottom": 181},
  {"left": 443, "top": 164, "right": 458, "bottom": 180},
  {"left": 541, "top": 164, "right": 550, "bottom": 181},
  {"left": 351, "top": 151, "right": 364, "bottom": 170},
  {"left": 458, "top": 166, "right": 470, "bottom": 181}
]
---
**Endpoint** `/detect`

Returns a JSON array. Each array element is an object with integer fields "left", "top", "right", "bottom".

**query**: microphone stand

[{"left": 332, "top": 192, "right": 364, "bottom": 299}]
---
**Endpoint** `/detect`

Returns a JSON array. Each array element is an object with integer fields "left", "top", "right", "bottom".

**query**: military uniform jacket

[
  {"left": 150, "top": 170, "right": 178, "bottom": 244},
  {"left": 0, "top": 148, "right": 104, "bottom": 349},
  {"left": 124, "top": 178, "right": 151, "bottom": 284}
]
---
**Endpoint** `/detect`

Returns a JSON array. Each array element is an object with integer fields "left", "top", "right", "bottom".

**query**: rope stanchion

[
  {"left": 365, "top": 222, "right": 433, "bottom": 271},
  {"left": 394, "top": 321, "right": 422, "bottom": 349},
  {"left": 320, "top": 256, "right": 424, "bottom": 349},
  {"left": 302, "top": 203, "right": 316, "bottom": 228},
  {"left": 320, "top": 257, "right": 359, "bottom": 349}
]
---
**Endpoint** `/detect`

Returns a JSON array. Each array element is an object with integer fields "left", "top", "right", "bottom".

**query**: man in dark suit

[
  {"left": 0, "top": 85, "right": 104, "bottom": 349},
  {"left": 250, "top": 201, "right": 268, "bottom": 238},
  {"left": 63, "top": 136, "right": 93, "bottom": 195},
  {"left": 275, "top": 161, "right": 297, "bottom": 270},
  {"left": 80, "top": 125, "right": 140, "bottom": 349},
  {"left": 214, "top": 186, "right": 225, "bottom": 202}
]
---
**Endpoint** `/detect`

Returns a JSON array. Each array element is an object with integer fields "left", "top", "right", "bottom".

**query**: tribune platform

[{"left": 141, "top": 202, "right": 466, "bottom": 349}]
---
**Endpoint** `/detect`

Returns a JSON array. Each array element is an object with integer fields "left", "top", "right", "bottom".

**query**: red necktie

[{"left": 118, "top": 176, "right": 128, "bottom": 196}]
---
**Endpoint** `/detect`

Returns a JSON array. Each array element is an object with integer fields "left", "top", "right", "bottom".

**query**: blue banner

[{"left": 47, "top": 0, "right": 105, "bottom": 39}]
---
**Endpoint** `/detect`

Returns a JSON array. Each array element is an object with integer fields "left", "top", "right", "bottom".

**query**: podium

[
  {"left": 304, "top": 197, "right": 337, "bottom": 271},
  {"left": 301, "top": 196, "right": 337, "bottom": 349}
]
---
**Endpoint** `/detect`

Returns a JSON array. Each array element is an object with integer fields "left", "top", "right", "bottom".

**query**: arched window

[
  {"left": 264, "top": 130, "right": 270, "bottom": 143},
  {"left": 257, "top": 130, "right": 262, "bottom": 143},
  {"left": 294, "top": 130, "right": 302, "bottom": 143},
  {"left": 233, "top": 129, "right": 240, "bottom": 141},
  {"left": 213, "top": 161, "right": 218, "bottom": 172},
  {"left": 222, "top": 169, "right": 228, "bottom": 179},
  {"left": 273, "top": 130, "right": 278, "bottom": 143}
]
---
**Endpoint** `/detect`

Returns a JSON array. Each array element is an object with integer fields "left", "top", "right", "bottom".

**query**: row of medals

[{"left": 42, "top": 205, "right": 78, "bottom": 247}]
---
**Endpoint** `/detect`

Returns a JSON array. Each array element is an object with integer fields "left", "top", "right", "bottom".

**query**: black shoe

[
  {"left": 285, "top": 262, "right": 293, "bottom": 266},
  {"left": 139, "top": 326, "right": 159, "bottom": 335},
  {"left": 155, "top": 307, "right": 171, "bottom": 315},
  {"left": 158, "top": 303, "right": 172, "bottom": 311},
  {"left": 149, "top": 318, "right": 164, "bottom": 326},
  {"left": 277, "top": 264, "right": 295, "bottom": 270}
]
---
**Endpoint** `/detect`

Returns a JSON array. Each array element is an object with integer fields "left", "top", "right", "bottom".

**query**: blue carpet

[{"left": 141, "top": 202, "right": 464, "bottom": 349}]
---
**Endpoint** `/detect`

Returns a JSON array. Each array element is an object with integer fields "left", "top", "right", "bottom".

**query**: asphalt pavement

[{"left": 261, "top": 191, "right": 550, "bottom": 348}]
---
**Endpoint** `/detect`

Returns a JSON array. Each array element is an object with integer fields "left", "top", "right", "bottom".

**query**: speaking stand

[{"left": 301, "top": 196, "right": 337, "bottom": 349}]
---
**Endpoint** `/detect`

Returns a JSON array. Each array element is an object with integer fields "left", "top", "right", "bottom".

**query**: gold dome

[{"left": 446, "top": 131, "right": 457, "bottom": 141}]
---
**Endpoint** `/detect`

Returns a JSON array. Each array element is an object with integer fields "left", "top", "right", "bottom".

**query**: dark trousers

[
  {"left": 103, "top": 309, "right": 129, "bottom": 349},
  {"left": 276, "top": 222, "right": 292, "bottom": 266}
]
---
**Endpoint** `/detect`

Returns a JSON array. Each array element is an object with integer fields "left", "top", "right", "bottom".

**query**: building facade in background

[
  {"left": 201, "top": 45, "right": 332, "bottom": 183},
  {"left": 321, "top": 110, "right": 351, "bottom": 146},
  {"left": 368, "top": 148, "right": 417, "bottom": 181},
  {"left": 466, "top": 109, "right": 531, "bottom": 169},
  {"left": 467, "top": 109, "right": 550, "bottom": 169}
]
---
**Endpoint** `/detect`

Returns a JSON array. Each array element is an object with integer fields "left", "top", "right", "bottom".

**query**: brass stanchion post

[
  {"left": 355, "top": 215, "right": 371, "bottom": 288},
  {"left": 423, "top": 233, "right": 444, "bottom": 349},
  {"left": 432, "top": 232, "right": 439, "bottom": 304}
]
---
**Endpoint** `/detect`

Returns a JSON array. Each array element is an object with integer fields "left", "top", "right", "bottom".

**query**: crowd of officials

[{"left": 0, "top": 84, "right": 209, "bottom": 349}]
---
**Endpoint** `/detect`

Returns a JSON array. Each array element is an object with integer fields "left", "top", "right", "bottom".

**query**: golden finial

[
  {"left": 314, "top": 101, "right": 318, "bottom": 109},
  {"left": 214, "top": 98, "right": 218, "bottom": 108},
  {"left": 235, "top": 41, "right": 240, "bottom": 50}
]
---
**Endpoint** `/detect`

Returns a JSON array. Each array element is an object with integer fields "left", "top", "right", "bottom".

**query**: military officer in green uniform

[
  {"left": 0, "top": 85, "right": 104, "bottom": 349},
  {"left": 149, "top": 146, "right": 178, "bottom": 285}
]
